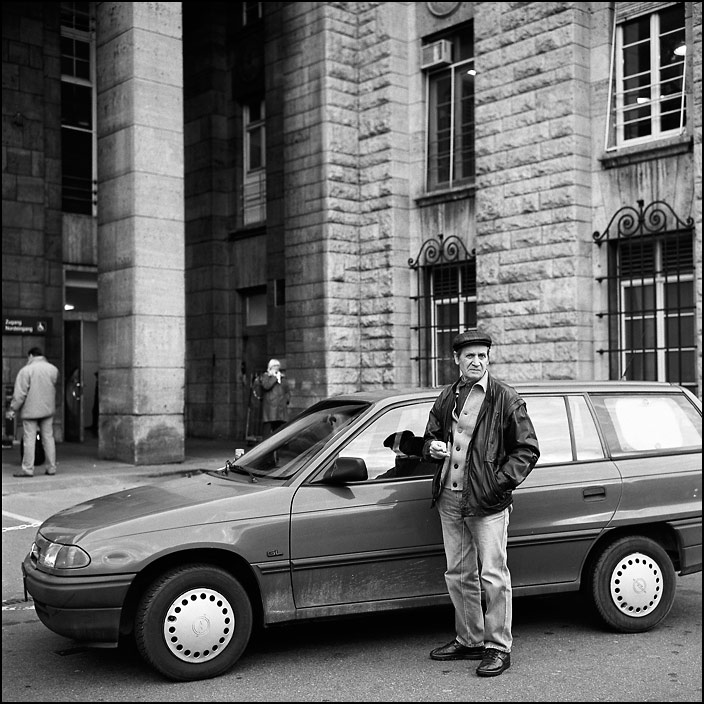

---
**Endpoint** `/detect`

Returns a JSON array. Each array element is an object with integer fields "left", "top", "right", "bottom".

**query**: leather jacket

[{"left": 423, "top": 374, "right": 540, "bottom": 516}]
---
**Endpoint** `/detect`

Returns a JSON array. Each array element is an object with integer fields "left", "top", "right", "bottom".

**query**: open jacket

[{"left": 423, "top": 374, "right": 540, "bottom": 516}]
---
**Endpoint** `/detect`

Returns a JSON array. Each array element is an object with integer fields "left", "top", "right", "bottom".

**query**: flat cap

[{"left": 452, "top": 329, "right": 493, "bottom": 351}]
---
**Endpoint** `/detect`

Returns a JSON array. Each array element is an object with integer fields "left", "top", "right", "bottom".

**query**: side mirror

[{"left": 320, "top": 456, "right": 368, "bottom": 484}]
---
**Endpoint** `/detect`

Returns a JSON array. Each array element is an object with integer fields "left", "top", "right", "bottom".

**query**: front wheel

[
  {"left": 590, "top": 536, "right": 676, "bottom": 633},
  {"left": 135, "top": 564, "right": 253, "bottom": 681}
]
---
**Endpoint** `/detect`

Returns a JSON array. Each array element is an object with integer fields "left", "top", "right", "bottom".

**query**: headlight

[{"left": 32, "top": 534, "right": 91, "bottom": 569}]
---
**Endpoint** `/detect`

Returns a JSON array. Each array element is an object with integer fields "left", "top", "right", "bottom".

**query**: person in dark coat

[
  {"left": 423, "top": 330, "right": 540, "bottom": 677},
  {"left": 260, "top": 359, "right": 291, "bottom": 437}
]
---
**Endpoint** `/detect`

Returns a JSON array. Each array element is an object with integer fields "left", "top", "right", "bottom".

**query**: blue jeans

[
  {"left": 21, "top": 417, "right": 57, "bottom": 475},
  {"left": 437, "top": 489, "right": 512, "bottom": 652}
]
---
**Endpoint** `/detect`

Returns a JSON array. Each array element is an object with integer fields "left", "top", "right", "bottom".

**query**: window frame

[
  {"left": 593, "top": 200, "right": 696, "bottom": 396},
  {"left": 242, "top": 98, "right": 267, "bottom": 225},
  {"left": 423, "top": 29, "right": 475, "bottom": 192},
  {"left": 608, "top": 3, "right": 687, "bottom": 149},
  {"left": 60, "top": 1, "right": 96, "bottom": 216}
]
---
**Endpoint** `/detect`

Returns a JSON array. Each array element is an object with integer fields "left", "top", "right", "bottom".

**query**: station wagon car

[{"left": 22, "top": 381, "right": 702, "bottom": 681}]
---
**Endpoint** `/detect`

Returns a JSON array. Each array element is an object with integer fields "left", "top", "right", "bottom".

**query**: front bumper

[{"left": 22, "top": 555, "right": 135, "bottom": 643}]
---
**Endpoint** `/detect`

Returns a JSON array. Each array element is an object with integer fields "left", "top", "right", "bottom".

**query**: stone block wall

[
  {"left": 474, "top": 1, "right": 595, "bottom": 382},
  {"left": 1, "top": 2, "right": 63, "bottom": 398}
]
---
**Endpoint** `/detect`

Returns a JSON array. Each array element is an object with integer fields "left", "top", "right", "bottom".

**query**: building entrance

[{"left": 63, "top": 320, "right": 98, "bottom": 442}]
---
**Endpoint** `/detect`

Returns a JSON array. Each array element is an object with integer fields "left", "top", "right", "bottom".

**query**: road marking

[
  {"left": 2, "top": 523, "right": 40, "bottom": 533},
  {"left": 3, "top": 510, "right": 41, "bottom": 523},
  {"left": 2, "top": 599, "right": 35, "bottom": 611}
]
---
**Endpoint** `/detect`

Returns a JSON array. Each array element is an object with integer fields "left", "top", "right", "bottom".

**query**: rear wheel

[
  {"left": 590, "top": 536, "right": 676, "bottom": 633},
  {"left": 135, "top": 564, "right": 253, "bottom": 681}
]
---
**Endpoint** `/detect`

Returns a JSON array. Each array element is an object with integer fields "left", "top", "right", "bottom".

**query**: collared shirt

[{"left": 445, "top": 371, "right": 488, "bottom": 491}]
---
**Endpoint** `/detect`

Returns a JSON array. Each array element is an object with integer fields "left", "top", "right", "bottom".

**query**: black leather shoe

[
  {"left": 430, "top": 639, "right": 485, "bottom": 661},
  {"left": 476, "top": 648, "right": 511, "bottom": 677}
]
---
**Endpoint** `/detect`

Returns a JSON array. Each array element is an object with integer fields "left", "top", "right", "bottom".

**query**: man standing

[
  {"left": 260, "top": 358, "right": 291, "bottom": 437},
  {"left": 9, "top": 347, "right": 59, "bottom": 477},
  {"left": 423, "top": 330, "right": 539, "bottom": 677}
]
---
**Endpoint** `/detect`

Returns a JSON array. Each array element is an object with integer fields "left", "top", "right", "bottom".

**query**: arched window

[{"left": 409, "top": 235, "right": 476, "bottom": 386}]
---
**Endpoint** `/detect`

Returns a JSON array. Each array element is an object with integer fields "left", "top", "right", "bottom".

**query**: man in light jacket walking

[{"left": 9, "top": 347, "right": 59, "bottom": 477}]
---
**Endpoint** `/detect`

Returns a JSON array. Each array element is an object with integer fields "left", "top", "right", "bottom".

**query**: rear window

[
  {"left": 590, "top": 393, "right": 702, "bottom": 456},
  {"left": 526, "top": 395, "right": 604, "bottom": 465}
]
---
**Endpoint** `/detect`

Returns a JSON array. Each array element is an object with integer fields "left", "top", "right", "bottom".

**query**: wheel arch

[
  {"left": 118, "top": 548, "right": 264, "bottom": 639},
  {"left": 580, "top": 522, "right": 681, "bottom": 589}
]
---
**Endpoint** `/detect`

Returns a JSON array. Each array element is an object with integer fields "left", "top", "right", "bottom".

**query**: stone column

[{"left": 95, "top": 2, "right": 185, "bottom": 464}]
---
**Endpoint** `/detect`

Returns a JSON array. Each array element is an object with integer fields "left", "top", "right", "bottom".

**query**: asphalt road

[{"left": 2, "top": 466, "right": 702, "bottom": 702}]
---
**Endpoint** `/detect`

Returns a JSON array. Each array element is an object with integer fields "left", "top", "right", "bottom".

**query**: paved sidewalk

[{"left": 1, "top": 435, "right": 251, "bottom": 488}]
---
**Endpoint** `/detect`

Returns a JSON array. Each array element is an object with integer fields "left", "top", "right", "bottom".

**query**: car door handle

[{"left": 582, "top": 486, "right": 606, "bottom": 501}]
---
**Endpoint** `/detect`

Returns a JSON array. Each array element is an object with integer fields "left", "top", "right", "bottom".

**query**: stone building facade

[{"left": 2, "top": 2, "right": 701, "bottom": 464}]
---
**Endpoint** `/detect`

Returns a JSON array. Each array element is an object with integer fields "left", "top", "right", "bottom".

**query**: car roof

[{"left": 329, "top": 380, "right": 691, "bottom": 405}]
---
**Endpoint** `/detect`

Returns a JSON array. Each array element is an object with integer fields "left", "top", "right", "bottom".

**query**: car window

[
  {"left": 339, "top": 401, "right": 436, "bottom": 481},
  {"left": 525, "top": 396, "right": 573, "bottom": 465},
  {"left": 590, "top": 393, "right": 702, "bottom": 455},
  {"left": 568, "top": 395, "right": 604, "bottom": 460},
  {"left": 233, "top": 401, "right": 370, "bottom": 479}
]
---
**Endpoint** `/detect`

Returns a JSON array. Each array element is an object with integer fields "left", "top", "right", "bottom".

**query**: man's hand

[{"left": 429, "top": 440, "right": 450, "bottom": 459}]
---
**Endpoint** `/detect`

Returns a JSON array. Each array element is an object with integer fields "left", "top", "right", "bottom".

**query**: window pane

[
  {"left": 61, "top": 83, "right": 92, "bottom": 129},
  {"left": 436, "top": 302, "right": 459, "bottom": 328},
  {"left": 622, "top": 15, "right": 650, "bottom": 46},
  {"left": 665, "top": 281, "right": 694, "bottom": 310},
  {"left": 568, "top": 396, "right": 604, "bottom": 460},
  {"left": 625, "top": 317, "right": 656, "bottom": 349},
  {"left": 454, "top": 68, "right": 475, "bottom": 182},
  {"left": 342, "top": 402, "right": 436, "bottom": 481},
  {"left": 623, "top": 351, "right": 657, "bottom": 380},
  {"left": 667, "top": 350, "right": 695, "bottom": 383},
  {"left": 623, "top": 42, "right": 650, "bottom": 79},
  {"left": 463, "top": 300, "right": 477, "bottom": 328},
  {"left": 61, "top": 128, "right": 93, "bottom": 214},
  {"left": 591, "top": 394, "right": 702, "bottom": 455},
  {"left": 525, "top": 396, "right": 573, "bottom": 465},
  {"left": 248, "top": 125, "right": 263, "bottom": 170},
  {"left": 623, "top": 284, "right": 655, "bottom": 313}
]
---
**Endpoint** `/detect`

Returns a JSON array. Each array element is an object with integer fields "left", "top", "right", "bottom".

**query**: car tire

[
  {"left": 135, "top": 564, "right": 253, "bottom": 681},
  {"left": 590, "top": 536, "right": 676, "bottom": 633}
]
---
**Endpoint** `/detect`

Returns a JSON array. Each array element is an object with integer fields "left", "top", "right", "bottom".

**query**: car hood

[{"left": 39, "top": 471, "right": 289, "bottom": 544}]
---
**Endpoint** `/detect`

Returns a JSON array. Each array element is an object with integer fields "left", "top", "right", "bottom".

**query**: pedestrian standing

[
  {"left": 9, "top": 347, "right": 60, "bottom": 477},
  {"left": 423, "top": 330, "right": 540, "bottom": 677},
  {"left": 260, "top": 358, "right": 290, "bottom": 437}
]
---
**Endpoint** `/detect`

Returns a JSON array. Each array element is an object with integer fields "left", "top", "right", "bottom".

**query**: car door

[
  {"left": 508, "top": 394, "right": 623, "bottom": 590},
  {"left": 289, "top": 400, "right": 448, "bottom": 609}
]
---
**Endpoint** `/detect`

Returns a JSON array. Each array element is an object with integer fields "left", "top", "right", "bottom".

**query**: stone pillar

[{"left": 95, "top": 2, "right": 185, "bottom": 464}]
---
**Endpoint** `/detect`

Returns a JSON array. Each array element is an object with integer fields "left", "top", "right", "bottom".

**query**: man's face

[{"left": 454, "top": 343, "right": 490, "bottom": 382}]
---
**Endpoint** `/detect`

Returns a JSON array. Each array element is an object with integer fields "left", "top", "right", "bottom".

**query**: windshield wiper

[{"left": 224, "top": 459, "right": 258, "bottom": 483}]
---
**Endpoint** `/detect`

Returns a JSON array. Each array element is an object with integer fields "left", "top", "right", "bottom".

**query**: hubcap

[
  {"left": 609, "top": 551, "right": 662, "bottom": 617},
  {"left": 163, "top": 587, "right": 234, "bottom": 662}
]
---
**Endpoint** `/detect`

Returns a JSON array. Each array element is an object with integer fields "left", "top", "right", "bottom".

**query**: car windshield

[{"left": 223, "top": 400, "right": 371, "bottom": 481}]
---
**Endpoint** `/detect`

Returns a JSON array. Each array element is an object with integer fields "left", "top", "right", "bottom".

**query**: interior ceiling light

[{"left": 673, "top": 42, "right": 686, "bottom": 56}]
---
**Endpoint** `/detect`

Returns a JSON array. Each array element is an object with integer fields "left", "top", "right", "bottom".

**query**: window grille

[
  {"left": 605, "top": 2, "right": 687, "bottom": 149},
  {"left": 409, "top": 234, "right": 476, "bottom": 386},
  {"left": 593, "top": 200, "right": 696, "bottom": 394},
  {"left": 60, "top": 1, "right": 96, "bottom": 215}
]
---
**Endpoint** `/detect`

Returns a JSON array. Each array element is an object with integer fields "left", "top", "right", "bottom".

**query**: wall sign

[{"left": 3, "top": 317, "right": 51, "bottom": 335}]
